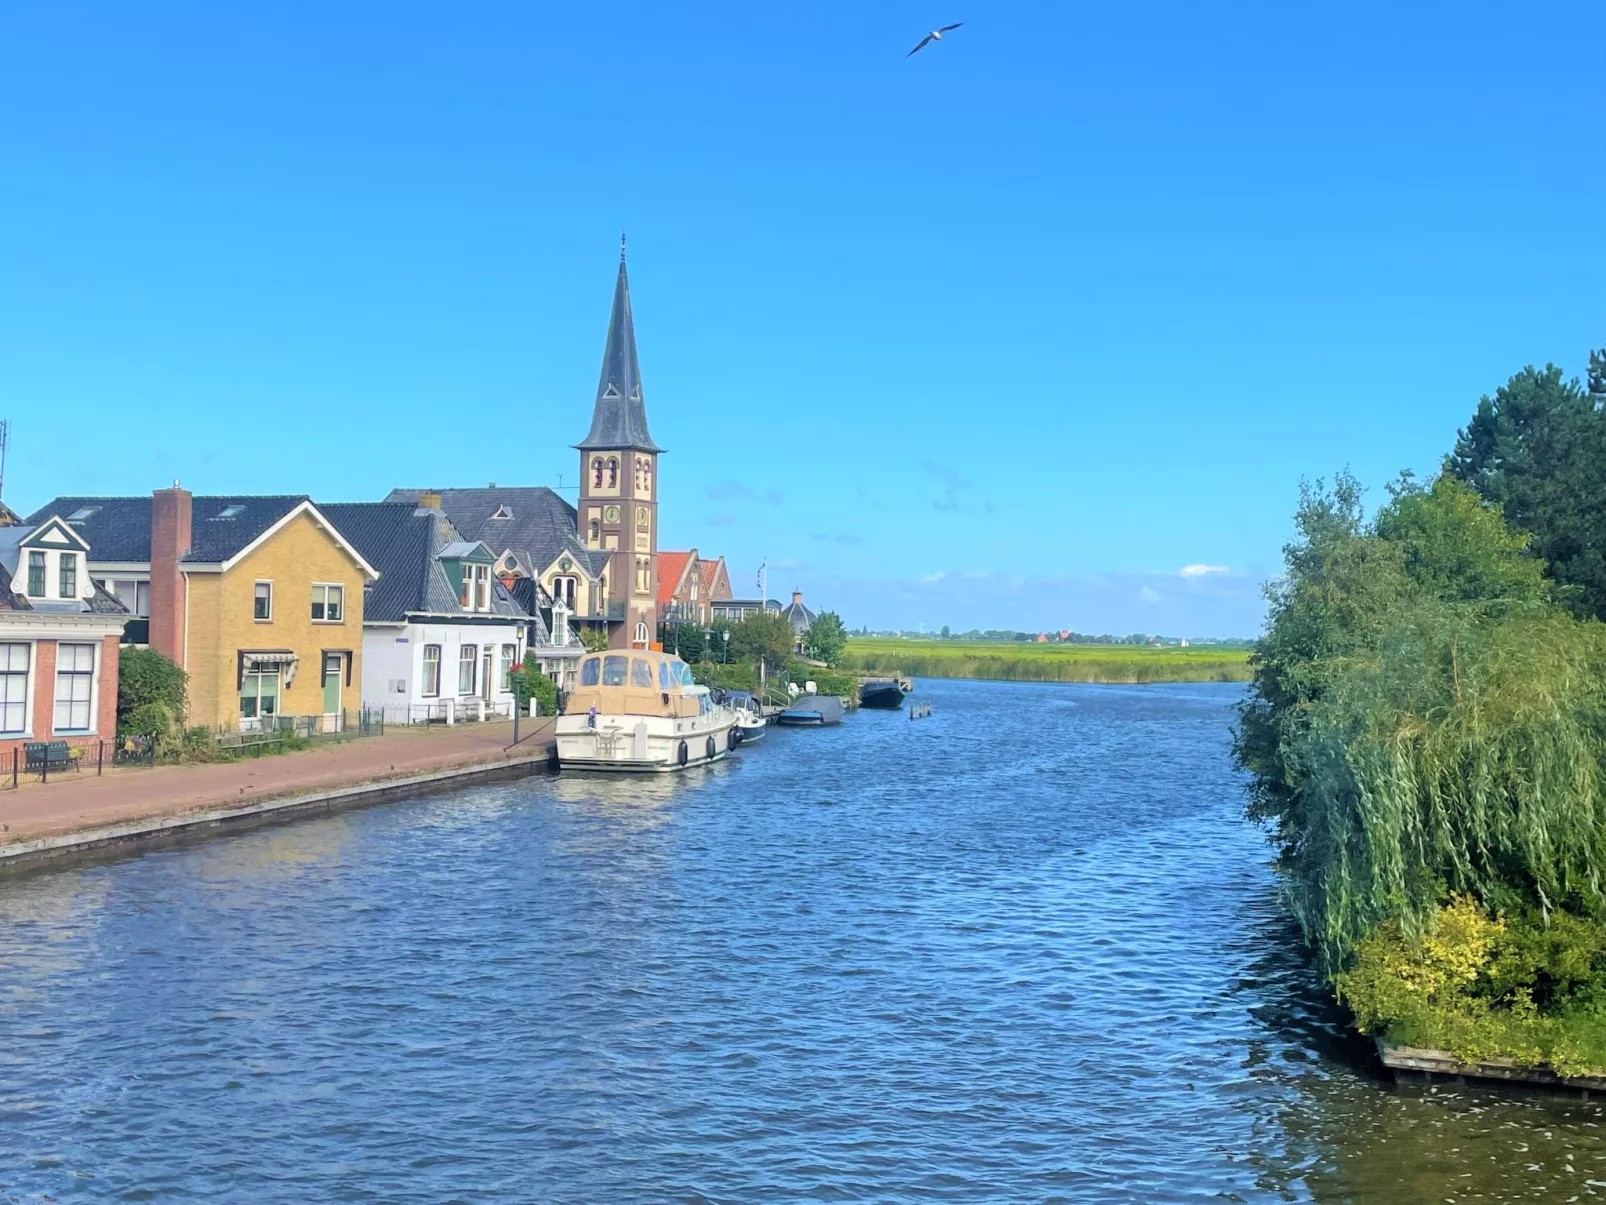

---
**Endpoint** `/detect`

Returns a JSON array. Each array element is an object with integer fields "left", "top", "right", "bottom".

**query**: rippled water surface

[{"left": 4, "top": 679, "right": 1606, "bottom": 1203}]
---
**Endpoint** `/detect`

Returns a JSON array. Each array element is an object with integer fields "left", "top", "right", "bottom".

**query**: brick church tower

[{"left": 576, "top": 238, "right": 661, "bottom": 650}]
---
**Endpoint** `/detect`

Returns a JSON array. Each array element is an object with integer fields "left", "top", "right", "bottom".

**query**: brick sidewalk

[{"left": 0, "top": 719, "right": 554, "bottom": 845}]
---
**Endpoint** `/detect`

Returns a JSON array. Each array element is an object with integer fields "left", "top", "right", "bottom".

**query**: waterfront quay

[{"left": 0, "top": 720, "right": 554, "bottom": 872}]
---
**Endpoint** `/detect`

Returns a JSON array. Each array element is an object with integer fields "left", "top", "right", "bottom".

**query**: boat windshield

[
  {"left": 678, "top": 663, "right": 696, "bottom": 687},
  {"left": 659, "top": 662, "right": 672, "bottom": 689},
  {"left": 631, "top": 657, "right": 655, "bottom": 688},
  {"left": 580, "top": 657, "right": 600, "bottom": 686},
  {"left": 602, "top": 655, "right": 629, "bottom": 686}
]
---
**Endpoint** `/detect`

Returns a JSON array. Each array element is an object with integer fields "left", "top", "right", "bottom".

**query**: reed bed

[{"left": 838, "top": 639, "right": 1252, "bottom": 684}]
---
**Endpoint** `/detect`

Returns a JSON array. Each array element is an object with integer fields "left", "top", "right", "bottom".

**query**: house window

[
  {"left": 459, "top": 570, "right": 472, "bottom": 609},
  {"left": 240, "top": 663, "right": 281, "bottom": 723},
  {"left": 634, "top": 621, "right": 649, "bottom": 646},
  {"left": 0, "top": 643, "right": 28, "bottom": 734},
  {"left": 27, "top": 551, "right": 44, "bottom": 597},
  {"left": 254, "top": 581, "right": 273, "bottom": 621},
  {"left": 500, "top": 643, "right": 516, "bottom": 691},
  {"left": 592, "top": 457, "right": 604, "bottom": 488},
  {"left": 59, "top": 553, "right": 78, "bottom": 599},
  {"left": 476, "top": 565, "right": 490, "bottom": 612},
  {"left": 458, "top": 645, "right": 477, "bottom": 695},
  {"left": 607, "top": 457, "right": 618, "bottom": 488},
  {"left": 422, "top": 645, "right": 441, "bottom": 697},
  {"left": 311, "top": 583, "right": 344, "bottom": 622},
  {"left": 589, "top": 519, "right": 601, "bottom": 545},
  {"left": 53, "top": 643, "right": 95, "bottom": 733}
]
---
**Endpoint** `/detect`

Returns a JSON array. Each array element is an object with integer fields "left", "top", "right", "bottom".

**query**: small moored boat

[
  {"left": 776, "top": 694, "right": 844, "bottom": 727},
  {"left": 726, "top": 690, "right": 768, "bottom": 744},
  {"left": 556, "top": 649, "right": 737, "bottom": 772},
  {"left": 858, "top": 677, "right": 912, "bottom": 709}
]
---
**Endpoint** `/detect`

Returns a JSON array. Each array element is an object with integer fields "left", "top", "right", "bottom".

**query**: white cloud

[
  {"left": 1179, "top": 564, "right": 1229, "bottom": 578},
  {"left": 1138, "top": 585, "right": 1161, "bottom": 604},
  {"left": 920, "top": 571, "right": 947, "bottom": 584}
]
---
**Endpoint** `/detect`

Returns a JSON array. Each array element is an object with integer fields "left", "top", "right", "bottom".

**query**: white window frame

[
  {"left": 458, "top": 644, "right": 477, "bottom": 695},
  {"left": 53, "top": 642, "right": 96, "bottom": 735},
  {"left": 311, "top": 582, "right": 345, "bottom": 623},
  {"left": 499, "top": 643, "right": 517, "bottom": 692},
  {"left": 59, "top": 552, "right": 78, "bottom": 600},
  {"left": 475, "top": 565, "right": 490, "bottom": 612},
  {"left": 0, "top": 642, "right": 30, "bottom": 736},
  {"left": 26, "top": 550, "right": 45, "bottom": 597},
  {"left": 422, "top": 644, "right": 442, "bottom": 698},
  {"left": 634, "top": 621, "right": 649, "bottom": 647},
  {"left": 254, "top": 580, "right": 274, "bottom": 621},
  {"left": 239, "top": 663, "right": 282, "bottom": 728}
]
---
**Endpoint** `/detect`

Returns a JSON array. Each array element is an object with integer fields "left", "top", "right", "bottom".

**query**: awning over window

[{"left": 238, "top": 650, "right": 300, "bottom": 688}]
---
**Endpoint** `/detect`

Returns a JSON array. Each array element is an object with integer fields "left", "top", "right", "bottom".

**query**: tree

[
  {"left": 117, "top": 647, "right": 187, "bottom": 737},
  {"left": 580, "top": 626, "right": 610, "bottom": 653},
  {"left": 940, "top": 625, "right": 951, "bottom": 639},
  {"left": 666, "top": 623, "right": 706, "bottom": 663},
  {"left": 1233, "top": 469, "right": 1600, "bottom": 973},
  {"left": 802, "top": 611, "right": 848, "bottom": 666},
  {"left": 1449, "top": 361, "right": 1606, "bottom": 620},
  {"left": 730, "top": 611, "right": 794, "bottom": 676},
  {"left": 509, "top": 652, "right": 558, "bottom": 716}
]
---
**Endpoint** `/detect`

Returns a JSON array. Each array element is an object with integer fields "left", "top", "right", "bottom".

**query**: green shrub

[
  {"left": 509, "top": 653, "right": 559, "bottom": 715},
  {"left": 118, "top": 647, "right": 187, "bottom": 735}
]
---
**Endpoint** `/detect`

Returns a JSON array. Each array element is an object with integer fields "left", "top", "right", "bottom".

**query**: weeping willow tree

[
  {"left": 1236, "top": 470, "right": 1606, "bottom": 974},
  {"left": 1280, "top": 601, "right": 1606, "bottom": 970}
]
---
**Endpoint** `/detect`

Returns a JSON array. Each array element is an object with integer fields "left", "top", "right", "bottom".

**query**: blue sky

[{"left": 3, "top": 1, "right": 1601, "bottom": 636}]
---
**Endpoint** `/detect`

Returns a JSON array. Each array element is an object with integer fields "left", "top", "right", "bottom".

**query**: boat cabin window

[
  {"left": 659, "top": 662, "right": 672, "bottom": 689},
  {"left": 602, "top": 655, "right": 629, "bottom": 686},
  {"left": 580, "top": 657, "right": 601, "bottom": 687},
  {"left": 679, "top": 663, "right": 696, "bottom": 687},
  {"left": 631, "top": 658, "right": 654, "bottom": 688}
]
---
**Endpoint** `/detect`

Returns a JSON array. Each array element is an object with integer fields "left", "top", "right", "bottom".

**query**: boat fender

[
  {"left": 706, "top": 735, "right": 717, "bottom": 760},
  {"left": 678, "top": 741, "right": 689, "bottom": 767},
  {"left": 730, "top": 725, "right": 742, "bottom": 747}
]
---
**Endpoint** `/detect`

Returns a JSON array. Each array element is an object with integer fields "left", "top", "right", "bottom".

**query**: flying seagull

[{"left": 907, "top": 22, "right": 963, "bottom": 57}]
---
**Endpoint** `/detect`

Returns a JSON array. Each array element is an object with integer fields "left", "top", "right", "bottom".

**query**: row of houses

[{"left": 0, "top": 244, "right": 828, "bottom": 757}]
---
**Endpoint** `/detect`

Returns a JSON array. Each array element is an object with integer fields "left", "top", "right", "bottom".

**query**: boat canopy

[{"left": 564, "top": 649, "right": 706, "bottom": 718}]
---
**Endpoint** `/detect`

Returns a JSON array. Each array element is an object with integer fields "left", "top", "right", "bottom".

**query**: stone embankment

[{"left": 0, "top": 720, "right": 555, "bottom": 873}]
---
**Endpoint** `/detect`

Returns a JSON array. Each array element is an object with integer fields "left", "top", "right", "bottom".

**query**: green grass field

[{"left": 838, "top": 638, "right": 1253, "bottom": 684}]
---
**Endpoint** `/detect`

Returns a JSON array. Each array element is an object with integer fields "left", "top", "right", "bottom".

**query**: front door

[
  {"left": 322, "top": 653, "right": 343, "bottom": 724},
  {"left": 481, "top": 648, "right": 494, "bottom": 702}
]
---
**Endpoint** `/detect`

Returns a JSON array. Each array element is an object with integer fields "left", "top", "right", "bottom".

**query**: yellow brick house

[{"left": 26, "top": 488, "right": 378, "bottom": 731}]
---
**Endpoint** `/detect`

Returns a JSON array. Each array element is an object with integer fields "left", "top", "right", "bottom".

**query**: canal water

[{"left": 3, "top": 679, "right": 1604, "bottom": 1203}]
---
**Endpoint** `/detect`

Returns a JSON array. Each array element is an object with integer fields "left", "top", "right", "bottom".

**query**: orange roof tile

[{"left": 657, "top": 550, "right": 694, "bottom": 605}]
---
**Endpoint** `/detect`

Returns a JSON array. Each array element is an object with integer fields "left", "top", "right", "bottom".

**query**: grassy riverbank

[{"left": 838, "top": 638, "right": 1252, "bottom": 684}]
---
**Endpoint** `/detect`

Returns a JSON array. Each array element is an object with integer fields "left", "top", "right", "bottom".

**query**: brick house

[
  {"left": 0, "top": 515, "right": 129, "bottom": 758},
  {"left": 27, "top": 487, "right": 377, "bottom": 732}
]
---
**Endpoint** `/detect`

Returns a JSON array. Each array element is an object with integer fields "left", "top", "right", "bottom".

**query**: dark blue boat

[{"left": 776, "top": 694, "right": 844, "bottom": 726}]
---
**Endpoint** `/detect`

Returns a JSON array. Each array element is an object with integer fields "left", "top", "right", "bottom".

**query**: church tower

[{"left": 576, "top": 237, "right": 662, "bottom": 650}]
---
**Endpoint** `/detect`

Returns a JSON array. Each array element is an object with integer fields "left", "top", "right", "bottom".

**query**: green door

[{"left": 322, "top": 653, "right": 342, "bottom": 715}]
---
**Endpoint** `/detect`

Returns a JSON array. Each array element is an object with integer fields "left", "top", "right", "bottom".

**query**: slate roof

[
  {"left": 382, "top": 487, "right": 607, "bottom": 580},
  {"left": 317, "top": 502, "right": 526, "bottom": 623},
  {"left": 23, "top": 495, "right": 309, "bottom": 564},
  {"left": 508, "top": 577, "right": 555, "bottom": 644},
  {"left": 781, "top": 594, "right": 818, "bottom": 633},
  {"left": 0, "top": 501, "right": 22, "bottom": 527},
  {"left": 0, "top": 563, "right": 25, "bottom": 610},
  {"left": 576, "top": 249, "right": 661, "bottom": 453}
]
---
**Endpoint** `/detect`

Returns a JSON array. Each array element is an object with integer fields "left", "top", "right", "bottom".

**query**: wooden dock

[{"left": 1379, "top": 1040, "right": 1606, "bottom": 1096}]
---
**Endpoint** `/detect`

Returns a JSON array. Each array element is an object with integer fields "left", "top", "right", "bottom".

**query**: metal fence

[{"left": 372, "top": 698, "right": 517, "bottom": 727}]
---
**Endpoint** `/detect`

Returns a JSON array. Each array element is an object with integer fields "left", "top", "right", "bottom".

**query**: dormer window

[
  {"left": 492, "top": 505, "right": 513, "bottom": 520},
  {"left": 26, "top": 551, "right": 44, "bottom": 596},
  {"left": 217, "top": 504, "right": 246, "bottom": 519},
  {"left": 68, "top": 506, "right": 100, "bottom": 522},
  {"left": 59, "top": 552, "right": 78, "bottom": 599}
]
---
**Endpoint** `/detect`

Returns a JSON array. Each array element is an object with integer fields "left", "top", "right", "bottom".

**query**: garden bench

[
  {"left": 216, "top": 731, "right": 285, "bottom": 756},
  {"left": 24, "top": 741, "right": 77, "bottom": 776}
]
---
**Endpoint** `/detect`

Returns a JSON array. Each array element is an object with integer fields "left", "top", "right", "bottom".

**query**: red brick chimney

[
  {"left": 149, "top": 484, "right": 192, "bottom": 667},
  {"left": 792, "top": 591, "right": 803, "bottom": 606}
]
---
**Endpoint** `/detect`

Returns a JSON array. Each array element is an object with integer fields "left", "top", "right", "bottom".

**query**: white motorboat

[
  {"left": 726, "top": 690, "right": 767, "bottom": 745},
  {"left": 556, "top": 649, "right": 737, "bottom": 772}
]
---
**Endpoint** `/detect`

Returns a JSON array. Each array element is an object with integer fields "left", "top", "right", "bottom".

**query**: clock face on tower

[{"left": 604, "top": 505, "right": 621, "bottom": 523}]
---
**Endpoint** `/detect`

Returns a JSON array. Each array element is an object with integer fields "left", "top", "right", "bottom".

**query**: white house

[{"left": 319, "top": 502, "right": 536, "bottom": 724}]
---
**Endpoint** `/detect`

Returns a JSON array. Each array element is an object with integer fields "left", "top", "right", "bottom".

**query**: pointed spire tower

[{"left": 576, "top": 234, "right": 662, "bottom": 650}]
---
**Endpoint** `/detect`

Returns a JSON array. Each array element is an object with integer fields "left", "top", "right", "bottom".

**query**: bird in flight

[{"left": 907, "top": 22, "right": 963, "bottom": 57}]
